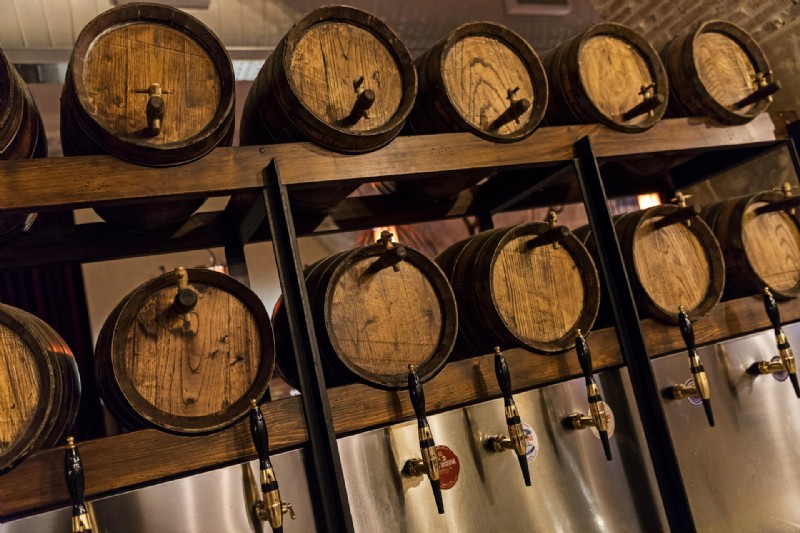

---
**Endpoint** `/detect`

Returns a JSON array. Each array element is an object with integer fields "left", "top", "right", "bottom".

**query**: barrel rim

[
  {"left": 0, "top": 304, "right": 59, "bottom": 472},
  {"left": 684, "top": 19, "right": 773, "bottom": 124},
  {"left": 487, "top": 222, "right": 600, "bottom": 352},
  {"left": 740, "top": 191, "right": 800, "bottom": 299},
  {"left": 107, "top": 268, "right": 274, "bottom": 434},
  {"left": 278, "top": 4, "right": 418, "bottom": 147},
  {"left": 436, "top": 20, "right": 548, "bottom": 143},
  {"left": 629, "top": 205, "right": 725, "bottom": 322},
  {"left": 65, "top": 2, "right": 235, "bottom": 165},
  {"left": 322, "top": 242, "right": 457, "bottom": 389},
  {"left": 571, "top": 22, "right": 669, "bottom": 132},
  {"left": 0, "top": 48, "right": 17, "bottom": 140}
]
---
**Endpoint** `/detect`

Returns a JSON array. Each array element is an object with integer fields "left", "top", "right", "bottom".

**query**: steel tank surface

[
  {"left": 0, "top": 448, "right": 317, "bottom": 533},
  {"left": 653, "top": 322, "right": 800, "bottom": 532},
  {"left": 338, "top": 368, "right": 668, "bottom": 532}
]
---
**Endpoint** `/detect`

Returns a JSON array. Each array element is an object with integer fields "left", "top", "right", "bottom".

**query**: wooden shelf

[
  {"left": 0, "top": 114, "right": 783, "bottom": 215},
  {"left": 3, "top": 292, "right": 798, "bottom": 521}
]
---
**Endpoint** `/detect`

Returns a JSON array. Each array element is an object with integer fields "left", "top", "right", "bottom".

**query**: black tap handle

[
  {"left": 575, "top": 331, "right": 594, "bottom": 384},
  {"left": 678, "top": 307, "right": 696, "bottom": 354},
  {"left": 408, "top": 366, "right": 426, "bottom": 423},
  {"left": 65, "top": 437, "right": 92, "bottom": 532},
  {"left": 249, "top": 400, "right": 273, "bottom": 473},
  {"left": 494, "top": 348, "right": 513, "bottom": 401},
  {"left": 764, "top": 288, "right": 782, "bottom": 334}
]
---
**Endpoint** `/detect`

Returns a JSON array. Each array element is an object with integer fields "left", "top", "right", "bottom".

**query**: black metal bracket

[
  {"left": 786, "top": 121, "right": 800, "bottom": 179},
  {"left": 262, "top": 161, "right": 355, "bottom": 533},
  {"left": 573, "top": 136, "right": 696, "bottom": 532}
]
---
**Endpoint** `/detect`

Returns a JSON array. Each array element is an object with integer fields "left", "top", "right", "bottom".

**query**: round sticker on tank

[
  {"left": 442, "top": 35, "right": 535, "bottom": 135},
  {"left": 590, "top": 405, "right": 615, "bottom": 440},
  {"left": 683, "top": 378, "right": 703, "bottom": 407},
  {"left": 289, "top": 21, "right": 403, "bottom": 132},
  {"left": 491, "top": 235, "right": 585, "bottom": 344},
  {"left": 82, "top": 22, "right": 221, "bottom": 145},
  {"left": 633, "top": 217, "right": 711, "bottom": 315},
  {"left": 328, "top": 257, "right": 443, "bottom": 379},
  {"left": 436, "top": 445, "right": 460, "bottom": 490},
  {"left": 521, "top": 422, "right": 539, "bottom": 463},
  {"left": 694, "top": 31, "right": 758, "bottom": 112},
  {"left": 741, "top": 202, "right": 800, "bottom": 294},
  {"left": 768, "top": 356, "right": 789, "bottom": 383},
  {"left": 578, "top": 34, "right": 654, "bottom": 125}
]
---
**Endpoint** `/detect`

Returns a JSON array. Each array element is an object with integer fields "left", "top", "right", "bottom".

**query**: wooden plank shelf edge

[
  {"left": 1, "top": 292, "right": 798, "bottom": 521},
  {"left": 0, "top": 115, "right": 782, "bottom": 214}
]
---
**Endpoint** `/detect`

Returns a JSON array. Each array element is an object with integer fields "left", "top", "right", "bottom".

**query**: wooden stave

[
  {"left": 273, "top": 244, "right": 457, "bottom": 390},
  {"left": 577, "top": 206, "right": 725, "bottom": 324},
  {"left": 702, "top": 192, "right": 800, "bottom": 300},
  {"left": 542, "top": 22, "right": 669, "bottom": 133},
  {"left": 61, "top": 2, "right": 235, "bottom": 166},
  {"left": 436, "top": 223, "right": 600, "bottom": 356},
  {"left": 661, "top": 20, "right": 773, "bottom": 125},
  {"left": 395, "top": 22, "right": 548, "bottom": 202},
  {"left": 94, "top": 269, "right": 275, "bottom": 434},
  {"left": 241, "top": 5, "right": 417, "bottom": 154},
  {"left": 59, "top": 3, "right": 235, "bottom": 230},
  {"left": 0, "top": 304, "right": 80, "bottom": 473},
  {"left": 0, "top": 48, "right": 47, "bottom": 241},
  {"left": 406, "top": 21, "right": 548, "bottom": 143}
]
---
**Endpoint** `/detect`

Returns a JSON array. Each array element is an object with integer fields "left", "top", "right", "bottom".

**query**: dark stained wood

[
  {"left": 662, "top": 20, "right": 774, "bottom": 125},
  {"left": 397, "top": 22, "right": 548, "bottom": 202},
  {"left": 3, "top": 293, "right": 800, "bottom": 519},
  {"left": 94, "top": 268, "right": 274, "bottom": 434},
  {"left": 273, "top": 242, "right": 457, "bottom": 390},
  {"left": 0, "top": 396, "right": 306, "bottom": 520},
  {"left": 703, "top": 191, "right": 800, "bottom": 299},
  {"left": 436, "top": 222, "right": 600, "bottom": 355},
  {"left": 0, "top": 115, "right": 782, "bottom": 216},
  {"left": 577, "top": 205, "right": 726, "bottom": 324},
  {"left": 239, "top": 5, "right": 416, "bottom": 213},
  {"left": 543, "top": 22, "right": 669, "bottom": 133},
  {"left": 0, "top": 304, "right": 80, "bottom": 473},
  {"left": 60, "top": 2, "right": 235, "bottom": 230},
  {"left": 0, "top": 47, "right": 47, "bottom": 241}
]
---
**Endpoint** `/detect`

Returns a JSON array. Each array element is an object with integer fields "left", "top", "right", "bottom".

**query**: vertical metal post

[
  {"left": 786, "top": 121, "right": 800, "bottom": 180},
  {"left": 224, "top": 242, "right": 251, "bottom": 287},
  {"left": 262, "top": 161, "right": 355, "bottom": 533},
  {"left": 573, "top": 136, "right": 695, "bottom": 532},
  {"left": 476, "top": 212, "right": 495, "bottom": 231}
]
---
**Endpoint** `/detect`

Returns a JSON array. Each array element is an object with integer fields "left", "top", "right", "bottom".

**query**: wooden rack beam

[
  {"left": 0, "top": 115, "right": 781, "bottom": 214},
  {"left": 2, "top": 293, "right": 797, "bottom": 521}
]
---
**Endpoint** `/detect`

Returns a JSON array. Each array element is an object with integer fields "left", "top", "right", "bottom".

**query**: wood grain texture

[
  {"left": 0, "top": 397, "right": 306, "bottom": 520},
  {"left": 83, "top": 23, "right": 220, "bottom": 145},
  {"left": 695, "top": 31, "right": 756, "bottom": 111},
  {"left": 579, "top": 35, "right": 654, "bottom": 125},
  {"left": 290, "top": 22, "right": 402, "bottom": 132},
  {"left": 4, "top": 294, "right": 800, "bottom": 519},
  {"left": 742, "top": 201, "right": 800, "bottom": 293},
  {"left": 0, "top": 323, "right": 40, "bottom": 455},
  {"left": 329, "top": 257, "right": 443, "bottom": 377},
  {"left": 122, "top": 284, "right": 261, "bottom": 418},
  {"left": 0, "top": 115, "right": 782, "bottom": 214},
  {"left": 492, "top": 235, "right": 586, "bottom": 344},
  {"left": 442, "top": 35, "right": 535, "bottom": 135},
  {"left": 632, "top": 217, "right": 711, "bottom": 313}
]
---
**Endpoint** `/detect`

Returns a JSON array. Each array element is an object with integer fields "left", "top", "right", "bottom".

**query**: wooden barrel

[
  {"left": 0, "top": 304, "right": 80, "bottom": 472},
  {"left": 273, "top": 237, "right": 457, "bottom": 389},
  {"left": 0, "top": 47, "right": 47, "bottom": 241},
  {"left": 239, "top": 5, "right": 417, "bottom": 212},
  {"left": 60, "top": 3, "right": 235, "bottom": 229},
  {"left": 662, "top": 20, "right": 776, "bottom": 125},
  {"left": 542, "top": 22, "right": 669, "bottom": 133},
  {"left": 94, "top": 268, "right": 274, "bottom": 434},
  {"left": 702, "top": 190, "right": 800, "bottom": 299},
  {"left": 393, "top": 22, "right": 548, "bottom": 202},
  {"left": 436, "top": 222, "right": 600, "bottom": 356},
  {"left": 576, "top": 205, "right": 725, "bottom": 323}
]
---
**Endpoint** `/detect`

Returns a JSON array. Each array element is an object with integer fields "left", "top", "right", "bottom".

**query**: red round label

[{"left": 436, "top": 445, "right": 460, "bottom": 490}]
